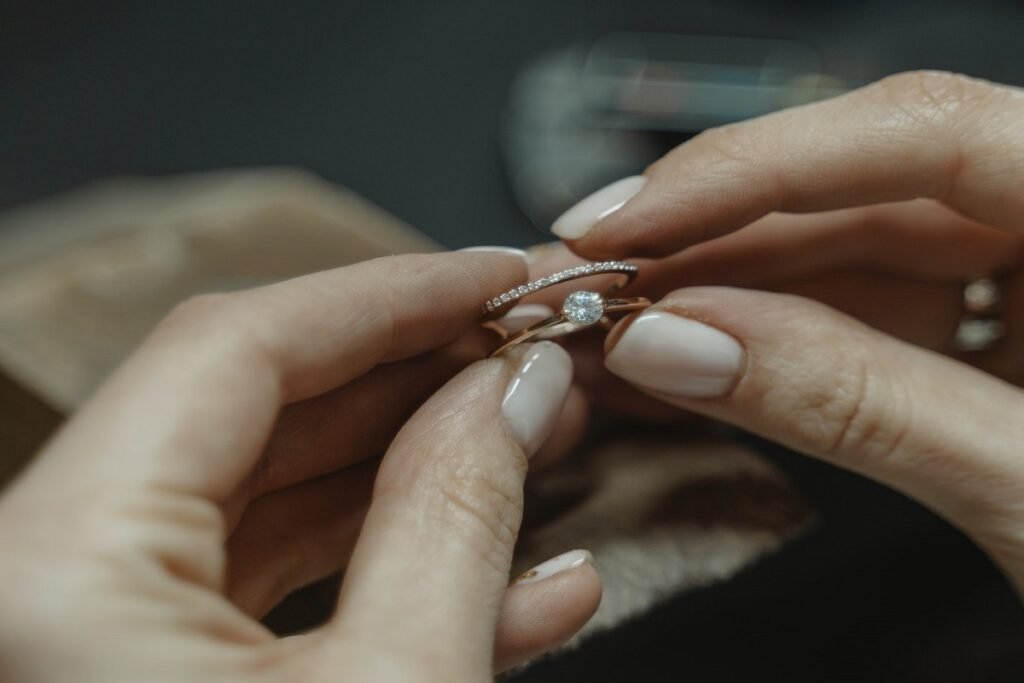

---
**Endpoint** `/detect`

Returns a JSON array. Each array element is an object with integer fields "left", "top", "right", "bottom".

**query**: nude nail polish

[
  {"left": 605, "top": 310, "right": 744, "bottom": 398},
  {"left": 501, "top": 342, "right": 573, "bottom": 456},
  {"left": 551, "top": 176, "right": 647, "bottom": 239},
  {"left": 459, "top": 246, "right": 529, "bottom": 263},
  {"left": 512, "top": 549, "right": 594, "bottom": 586},
  {"left": 499, "top": 304, "right": 555, "bottom": 333}
]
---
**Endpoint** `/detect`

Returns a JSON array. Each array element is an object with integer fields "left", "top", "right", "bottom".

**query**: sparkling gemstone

[{"left": 562, "top": 290, "right": 605, "bottom": 326}]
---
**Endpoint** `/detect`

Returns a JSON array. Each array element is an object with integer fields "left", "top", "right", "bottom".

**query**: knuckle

[
  {"left": 868, "top": 70, "right": 998, "bottom": 131},
  {"left": 689, "top": 122, "right": 766, "bottom": 169},
  {"left": 160, "top": 291, "right": 249, "bottom": 339},
  {"left": 781, "top": 321, "right": 910, "bottom": 465},
  {"left": 161, "top": 289, "right": 269, "bottom": 354},
  {"left": 689, "top": 121, "right": 789, "bottom": 207}
]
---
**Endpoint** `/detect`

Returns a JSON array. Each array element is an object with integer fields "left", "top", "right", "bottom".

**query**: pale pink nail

[
  {"left": 512, "top": 549, "right": 594, "bottom": 586},
  {"left": 501, "top": 342, "right": 572, "bottom": 457},
  {"left": 551, "top": 176, "right": 647, "bottom": 239},
  {"left": 459, "top": 246, "right": 529, "bottom": 264},
  {"left": 605, "top": 310, "right": 744, "bottom": 398},
  {"left": 499, "top": 304, "right": 555, "bottom": 333}
]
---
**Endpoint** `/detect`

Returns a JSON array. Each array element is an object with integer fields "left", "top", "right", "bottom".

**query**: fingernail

[
  {"left": 524, "top": 241, "right": 560, "bottom": 266},
  {"left": 605, "top": 310, "right": 744, "bottom": 398},
  {"left": 501, "top": 341, "right": 573, "bottom": 456},
  {"left": 459, "top": 246, "right": 529, "bottom": 264},
  {"left": 500, "top": 304, "right": 555, "bottom": 333},
  {"left": 551, "top": 176, "right": 647, "bottom": 239},
  {"left": 512, "top": 549, "right": 594, "bottom": 586}
]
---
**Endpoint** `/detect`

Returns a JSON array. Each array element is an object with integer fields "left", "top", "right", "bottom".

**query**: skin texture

[
  {"left": 558, "top": 70, "right": 1024, "bottom": 592},
  {"left": 0, "top": 251, "right": 600, "bottom": 682}
]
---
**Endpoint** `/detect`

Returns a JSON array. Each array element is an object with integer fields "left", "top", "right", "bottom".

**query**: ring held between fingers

[{"left": 319, "top": 342, "right": 574, "bottom": 677}]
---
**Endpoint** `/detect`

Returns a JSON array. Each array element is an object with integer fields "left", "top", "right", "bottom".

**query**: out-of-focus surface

[
  {"left": 504, "top": 33, "right": 849, "bottom": 226},
  {"left": 3, "top": 1, "right": 1024, "bottom": 245},
  {"left": 0, "top": 168, "right": 437, "bottom": 412}
]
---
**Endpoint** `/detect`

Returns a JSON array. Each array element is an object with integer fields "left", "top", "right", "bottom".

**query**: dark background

[
  {"left": 4, "top": 1, "right": 1024, "bottom": 680},
  {"left": 4, "top": 0, "right": 1024, "bottom": 245}
]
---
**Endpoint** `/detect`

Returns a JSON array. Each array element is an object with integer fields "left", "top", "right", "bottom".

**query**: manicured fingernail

[
  {"left": 512, "top": 549, "right": 594, "bottom": 586},
  {"left": 605, "top": 310, "right": 744, "bottom": 398},
  {"left": 524, "top": 241, "right": 560, "bottom": 266},
  {"left": 459, "top": 246, "right": 529, "bottom": 264},
  {"left": 501, "top": 342, "right": 572, "bottom": 456},
  {"left": 551, "top": 176, "right": 647, "bottom": 239},
  {"left": 500, "top": 304, "right": 555, "bottom": 333}
]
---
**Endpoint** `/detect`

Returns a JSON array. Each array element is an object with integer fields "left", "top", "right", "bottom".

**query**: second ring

[{"left": 484, "top": 261, "right": 650, "bottom": 356}]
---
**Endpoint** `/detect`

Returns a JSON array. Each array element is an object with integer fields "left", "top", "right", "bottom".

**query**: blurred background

[
  {"left": 4, "top": 2, "right": 1024, "bottom": 681},
  {"left": 4, "top": 0, "right": 1024, "bottom": 242}
]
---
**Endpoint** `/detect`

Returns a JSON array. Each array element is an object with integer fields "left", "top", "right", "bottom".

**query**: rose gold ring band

[{"left": 489, "top": 296, "right": 651, "bottom": 357}]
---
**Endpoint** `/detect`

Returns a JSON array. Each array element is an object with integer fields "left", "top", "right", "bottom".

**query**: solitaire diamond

[{"left": 562, "top": 291, "right": 605, "bottom": 326}]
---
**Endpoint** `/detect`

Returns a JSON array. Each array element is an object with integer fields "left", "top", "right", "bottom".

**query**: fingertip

[
  {"left": 529, "top": 384, "right": 589, "bottom": 471},
  {"left": 551, "top": 176, "right": 648, "bottom": 241},
  {"left": 501, "top": 342, "right": 575, "bottom": 457},
  {"left": 494, "top": 553, "right": 602, "bottom": 672}
]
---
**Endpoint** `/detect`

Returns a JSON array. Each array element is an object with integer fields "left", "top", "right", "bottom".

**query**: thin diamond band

[{"left": 482, "top": 261, "right": 639, "bottom": 317}]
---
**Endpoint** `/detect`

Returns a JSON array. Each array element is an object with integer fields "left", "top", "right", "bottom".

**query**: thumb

[
  {"left": 603, "top": 287, "right": 1024, "bottom": 589},
  {"left": 320, "top": 342, "right": 574, "bottom": 679}
]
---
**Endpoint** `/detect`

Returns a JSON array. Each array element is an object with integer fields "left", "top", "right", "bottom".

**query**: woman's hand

[
  {"left": 556, "top": 71, "right": 1024, "bottom": 590},
  {"left": 0, "top": 251, "right": 600, "bottom": 681}
]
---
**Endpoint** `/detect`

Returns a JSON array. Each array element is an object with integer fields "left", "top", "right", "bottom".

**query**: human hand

[
  {"left": 0, "top": 251, "right": 600, "bottom": 681},
  {"left": 553, "top": 71, "right": 1024, "bottom": 590}
]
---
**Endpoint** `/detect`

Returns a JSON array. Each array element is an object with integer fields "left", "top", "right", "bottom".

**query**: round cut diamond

[{"left": 562, "top": 290, "right": 605, "bottom": 326}]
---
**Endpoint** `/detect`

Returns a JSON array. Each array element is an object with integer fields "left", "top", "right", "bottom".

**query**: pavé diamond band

[
  {"left": 482, "top": 261, "right": 639, "bottom": 318},
  {"left": 483, "top": 261, "right": 649, "bottom": 356}
]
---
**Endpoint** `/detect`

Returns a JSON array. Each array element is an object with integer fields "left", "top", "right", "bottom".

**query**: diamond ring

[
  {"left": 482, "top": 261, "right": 639, "bottom": 318},
  {"left": 488, "top": 288, "right": 650, "bottom": 357}
]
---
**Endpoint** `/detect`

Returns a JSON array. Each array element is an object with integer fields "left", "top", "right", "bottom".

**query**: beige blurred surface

[{"left": 0, "top": 168, "right": 439, "bottom": 414}]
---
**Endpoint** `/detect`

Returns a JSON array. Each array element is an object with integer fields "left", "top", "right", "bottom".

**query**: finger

[
  {"left": 530, "top": 385, "right": 589, "bottom": 471},
  {"left": 603, "top": 287, "right": 1024, "bottom": 588},
  {"left": 563, "top": 331, "right": 699, "bottom": 422},
  {"left": 494, "top": 550, "right": 601, "bottom": 673},
  {"left": 777, "top": 270, "right": 962, "bottom": 350},
  {"left": 635, "top": 202, "right": 1022, "bottom": 298},
  {"left": 228, "top": 327, "right": 496, "bottom": 519},
  {"left": 499, "top": 304, "right": 556, "bottom": 333},
  {"left": 20, "top": 251, "right": 527, "bottom": 506},
  {"left": 324, "top": 342, "right": 573, "bottom": 676},
  {"left": 225, "top": 461, "right": 377, "bottom": 617},
  {"left": 557, "top": 71, "right": 1024, "bottom": 257},
  {"left": 227, "top": 385, "right": 588, "bottom": 620},
  {"left": 226, "top": 380, "right": 586, "bottom": 620}
]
